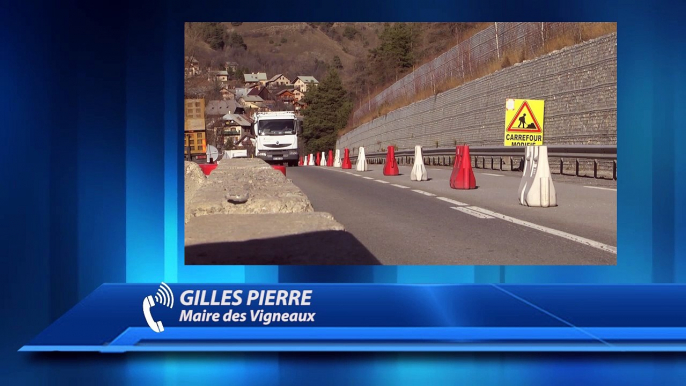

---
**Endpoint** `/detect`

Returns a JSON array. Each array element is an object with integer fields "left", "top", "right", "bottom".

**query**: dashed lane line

[
  {"left": 466, "top": 206, "right": 617, "bottom": 254},
  {"left": 451, "top": 206, "right": 495, "bottom": 219},
  {"left": 316, "top": 166, "right": 616, "bottom": 254},
  {"left": 436, "top": 197, "right": 468, "bottom": 206},
  {"left": 584, "top": 186, "right": 617, "bottom": 191},
  {"left": 412, "top": 189, "right": 436, "bottom": 197}
]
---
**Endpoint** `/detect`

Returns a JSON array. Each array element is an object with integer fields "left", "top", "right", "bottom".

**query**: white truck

[{"left": 253, "top": 111, "right": 301, "bottom": 166}]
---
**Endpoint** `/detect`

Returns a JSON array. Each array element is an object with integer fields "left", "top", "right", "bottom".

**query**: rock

[
  {"left": 226, "top": 192, "right": 249, "bottom": 204},
  {"left": 184, "top": 159, "right": 366, "bottom": 264},
  {"left": 184, "top": 161, "right": 206, "bottom": 217},
  {"left": 185, "top": 158, "right": 313, "bottom": 223}
]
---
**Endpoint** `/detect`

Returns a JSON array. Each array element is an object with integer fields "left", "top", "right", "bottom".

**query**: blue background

[{"left": 1, "top": 0, "right": 685, "bottom": 383}]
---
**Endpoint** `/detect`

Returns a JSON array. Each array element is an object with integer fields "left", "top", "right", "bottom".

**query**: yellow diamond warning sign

[{"left": 504, "top": 99, "right": 545, "bottom": 146}]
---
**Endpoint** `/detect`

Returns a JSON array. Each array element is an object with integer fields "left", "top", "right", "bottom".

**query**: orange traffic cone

[
  {"left": 449, "top": 145, "right": 476, "bottom": 189},
  {"left": 383, "top": 146, "right": 399, "bottom": 176},
  {"left": 341, "top": 148, "right": 352, "bottom": 169}
]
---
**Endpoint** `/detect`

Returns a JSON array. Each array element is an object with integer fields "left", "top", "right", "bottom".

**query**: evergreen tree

[
  {"left": 227, "top": 32, "right": 248, "bottom": 50},
  {"left": 302, "top": 69, "right": 352, "bottom": 153},
  {"left": 368, "top": 23, "right": 418, "bottom": 85},
  {"left": 332, "top": 55, "right": 343, "bottom": 70},
  {"left": 203, "top": 23, "right": 226, "bottom": 50},
  {"left": 235, "top": 68, "right": 245, "bottom": 81}
]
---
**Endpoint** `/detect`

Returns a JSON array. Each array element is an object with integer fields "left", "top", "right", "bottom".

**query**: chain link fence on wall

[
  {"left": 339, "top": 33, "right": 617, "bottom": 153},
  {"left": 353, "top": 22, "right": 583, "bottom": 122}
]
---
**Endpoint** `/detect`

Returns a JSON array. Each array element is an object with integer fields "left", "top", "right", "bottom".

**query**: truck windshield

[{"left": 258, "top": 120, "right": 295, "bottom": 135}]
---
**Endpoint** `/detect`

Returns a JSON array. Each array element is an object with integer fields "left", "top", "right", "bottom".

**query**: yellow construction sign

[{"left": 504, "top": 99, "right": 545, "bottom": 146}]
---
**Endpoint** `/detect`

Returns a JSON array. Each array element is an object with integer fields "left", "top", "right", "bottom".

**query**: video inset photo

[{"left": 183, "top": 22, "right": 617, "bottom": 265}]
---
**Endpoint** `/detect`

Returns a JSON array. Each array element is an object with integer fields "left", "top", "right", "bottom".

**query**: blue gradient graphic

[
  {"left": 21, "top": 284, "right": 686, "bottom": 352},
  {"left": 2, "top": 0, "right": 686, "bottom": 383}
]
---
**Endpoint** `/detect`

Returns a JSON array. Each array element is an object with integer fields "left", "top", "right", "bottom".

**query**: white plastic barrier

[
  {"left": 356, "top": 147, "right": 368, "bottom": 171},
  {"left": 308, "top": 154, "right": 315, "bottom": 166},
  {"left": 519, "top": 146, "right": 557, "bottom": 207},
  {"left": 517, "top": 146, "right": 533, "bottom": 203},
  {"left": 410, "top": 145, "right": 428, "bottom": 181},
  {"left": 224, "top": 149, "right": 248, "bottom": 159},
  {"left": 321, "top": 151, "right": 327, "bottom": 166},
  {"left": 333, "top": 149, "right": 341, "bottom": 168}
]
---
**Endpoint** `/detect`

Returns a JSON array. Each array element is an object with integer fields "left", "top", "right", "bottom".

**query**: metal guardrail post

[
  {"left": 575, "top": 159, "right": 580, "bottom": 177},
  {"left": 613, "top": 160, "right": 617, "bottom": 181},
  {"left": 560, "top": 158, "right": 564, "bottom": 176},
  {"left": 594, "top": 159, "right": 598, "bottom": 179}
]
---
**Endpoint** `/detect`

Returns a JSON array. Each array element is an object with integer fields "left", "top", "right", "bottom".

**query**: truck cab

[{"left": 253, "top": 111, "right": 301, "bottom": 166}]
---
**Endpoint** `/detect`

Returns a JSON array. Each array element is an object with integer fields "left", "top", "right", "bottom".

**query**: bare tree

[{"left": 185, "top": 23, "right": 204, "bottom": 61}]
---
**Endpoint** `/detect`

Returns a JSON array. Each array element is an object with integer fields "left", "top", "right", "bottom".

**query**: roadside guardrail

[{"left": 348, "top": 145, "right": 617, "bottom": 180}]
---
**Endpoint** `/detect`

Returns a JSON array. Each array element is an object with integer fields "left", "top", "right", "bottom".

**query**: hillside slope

[{"left": 186, "top": 22, "right": 488, "bottom": 100}]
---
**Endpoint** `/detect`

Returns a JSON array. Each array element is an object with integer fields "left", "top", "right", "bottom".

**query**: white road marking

[
  {"left": 481, "top": 173, "right": 503, "bottom": 177},
  {"left": 436, "top": 197, "right": 468, "bottom": 206},
  {"left": 584, "top": 186, "right": 617, "bottom": 191},
  {"left": 391, "top": 184, "right": 410, "bottom": 189},
  {"left": 451, "top": 206, "right": 494, "bottom": 219},
  {"left": 466, "top": 206, "right": 617, "bottom": 254},
  {"left": 375, "top": 180, "right": 390, "bottom": 184},
  {"left": 353, "top": 174, "right": 363, "bottom": 177},
  {"left": 363, "top": 176, "right": 374, "bottom": 180},
  {"left": 412, "top": 189, "right": 436, "bottom": 197}
]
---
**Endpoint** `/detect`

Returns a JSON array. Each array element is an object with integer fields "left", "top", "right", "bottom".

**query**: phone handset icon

[
  {"left": 143, "top": 283, "right": 174, "bottom": 333},
  {"left": 143, "top": 295, "right": 164, "bottom": 333}
]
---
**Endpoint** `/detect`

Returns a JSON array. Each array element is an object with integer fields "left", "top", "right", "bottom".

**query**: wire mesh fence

[{"left": 352, "top": 22, "right": 583, "bottom": 122}]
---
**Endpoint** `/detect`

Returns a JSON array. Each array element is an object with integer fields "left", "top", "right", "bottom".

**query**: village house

[
  {"left": 276, "top": 89, "right": 295, "bottom": 104},
  {"left": 293, "top": 89, "right": 305, "bottom": 102},
  {"left": 219, "top": 86, "right": 234, "bottom": 100},
  {"left": 248, "top": 85, "right": 274, "bottom": 101},
  {"left": 205, "top": 99, "right": 245, "bottom": 129},
  {"left": 259, "top": 100, "right": 277, "bottom": 112},
  {"left": 266, "top": 74, "right": 291, "bottom": 89},
  {"left": 205, "top": 100, "right": 246, "bottom": 150},
  {"left": 234, "top": 87, "right": 250, "bottom": 100},
  {"left": 219, "top": 113, "right": 252, "bottom": 148},
  {"left": 292, "top": 76, "right": 318, "bottom": 93},
  {"left": 224, "top": 61, "right": 239, "bottom": 71},
  {"left": 184, "top": 98, "right": 206, "bottom": 159},
  {"left": 215, "top": 70, "right": 229, "bottom": 82},
  {"left": 244, "top": 72, "right": 268, "bottom": 87},
  {"left": 238, "top": 95, "right": 264, "bottom": 110}
]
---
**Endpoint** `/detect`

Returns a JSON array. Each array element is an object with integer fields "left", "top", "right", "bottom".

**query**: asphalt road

[{"left": 286, "top": 164, "right": 617, "bottom": 265}]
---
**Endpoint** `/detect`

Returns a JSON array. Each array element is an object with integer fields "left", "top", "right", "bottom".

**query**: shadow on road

[{"left": 185, "top": 230, "right": 381, "bottom": 265}]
